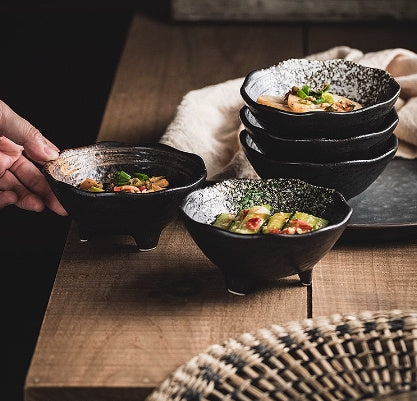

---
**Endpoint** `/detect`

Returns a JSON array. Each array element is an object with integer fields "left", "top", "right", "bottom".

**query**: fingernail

[{"left": 44, "top": 146, "right": 59, "bottom": 159}]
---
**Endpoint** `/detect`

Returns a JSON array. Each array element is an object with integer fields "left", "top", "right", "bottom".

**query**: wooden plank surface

[
  {"left": 313, "top": 241, "right": 417, "bottom": 316},
  {"left": 25, "top": 13, "right": 306, "bottom": 401},
  {"left": 98, "top": 15, "right": 304, "bottom": 143},
  {"left": 307, "top": 22, "right": 417, "bottom": 318}
]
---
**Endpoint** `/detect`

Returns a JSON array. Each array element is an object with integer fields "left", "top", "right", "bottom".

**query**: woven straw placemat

[{"left": 146, "top": 310, "right": 417, "bottom": 401}]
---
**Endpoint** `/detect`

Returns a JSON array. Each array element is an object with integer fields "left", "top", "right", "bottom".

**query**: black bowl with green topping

[
  {"left": 44, "top": 142, "right": 207, "bottom": 250},
  {"left": 180, "top": 178, "right": 352, "bottom": 295},
  {"left": 241, "top": 59, "right": 400, "bottom": 139}
]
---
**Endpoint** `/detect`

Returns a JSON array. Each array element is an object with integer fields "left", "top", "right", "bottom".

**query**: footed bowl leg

[
  {"left": 298, "top": 270, "right": 313, "bottom": 286},
  {"left": 78, "top": 223, "right": 94, "bottom": 243},
  {"left": 224, "top": 270, "right": 256, "bottom": 296},
  {"left": 133, "top": 229, "right": 162, "bottom": 251}
]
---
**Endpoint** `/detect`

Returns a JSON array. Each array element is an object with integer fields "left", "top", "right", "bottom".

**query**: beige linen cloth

[{"left": 160, "top": 47, "right": 417, "bottom": 180}]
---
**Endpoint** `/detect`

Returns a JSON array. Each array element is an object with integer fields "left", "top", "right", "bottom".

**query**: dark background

[
  {"left": 3, "top": 2, "right": 417, "bottom": 400},
  {"left": 0, "top": 4, "right": 141, "bottom": 399}
]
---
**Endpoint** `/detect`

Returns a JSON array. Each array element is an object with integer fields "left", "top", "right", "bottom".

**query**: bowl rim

[
  {"left": 240, "top": 106, "right": 399, "bottom": 144},
  {"left": 240, "top": 59, "right": 401, "bottom": 117},
  {"left": 43, "top": 141, "right": 207, "bottom": 197},
  {"left": 180, "top": 178, "right": 353, "bottom": 239},
  {"left": 241, "top": 130, "right": 399, "bottom": 166}
]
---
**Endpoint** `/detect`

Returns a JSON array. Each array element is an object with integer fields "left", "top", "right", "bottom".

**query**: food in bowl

[
  {"left": 180, "top": 178, "right": 352, "bottom": 293},
  {"left": 78, "top": 170, "right": 169, "bottom": 193},
  {"left": 213, "top": 205, "right": 328, "bottom": 235},
  {"left": 257, "top": 83, "right": 362, "bottom": 113}
]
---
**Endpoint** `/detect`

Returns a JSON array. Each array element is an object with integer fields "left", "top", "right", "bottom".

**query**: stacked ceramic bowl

[{"left": 240, "top": 59, "right": 400, "bottom": 200}]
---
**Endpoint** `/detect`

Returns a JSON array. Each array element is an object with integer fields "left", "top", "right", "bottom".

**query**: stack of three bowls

[{"left": 239, "top": 59, "right": 401, "bottom": 200}]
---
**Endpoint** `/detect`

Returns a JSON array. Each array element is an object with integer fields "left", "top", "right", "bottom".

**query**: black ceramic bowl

[
  {"left": 181, "top": 178, "right": 352, "bottom": 295},
  {"left": 240, "top": 130, "right": 398, "bottom": 200},
  {"left": 240, "top": 59, "right": 400, "bottom": 139},
  {"left": 240, "top": 106, "right": 399, "bottom": 163},
  {"left": 44, "top": 142, "right": 207, "bottom": 250}
]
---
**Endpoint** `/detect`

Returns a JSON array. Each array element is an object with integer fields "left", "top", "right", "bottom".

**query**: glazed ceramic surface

[
  {"left": 181, "top": 178, "right": 352, "bottom": 294},
  {"left": 343, "top": 158, "right": 417, "bottom": 242},
  {"left": 241, "top": 59, "right": 400, "bottom": 138},
  {"left": 240, "top": 130, "right": 398, "bottom": 200},
  {"left": 44, "top": 142, "right": 207, "bottom": 250},
  {"left": 240, "top": 106, "right": 399, "bottom": 162}
]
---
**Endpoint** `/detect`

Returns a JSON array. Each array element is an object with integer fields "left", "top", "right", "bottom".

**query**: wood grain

[
  {"left": 313, "top": 241, "right": 417, "bottom": 317},
  {"left": 25, "top": 13, "right": 306, "bottom": 401},
  {"left": 98, "top": 14, "right": 304, "bottom": 143},
  {"left": 25, "top": 220, "right": 307, "bottom": 401}
]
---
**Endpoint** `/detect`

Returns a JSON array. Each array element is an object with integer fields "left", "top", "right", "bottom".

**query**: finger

[
  {"left": 9, "top": 154, "right": 68, "bottom": 216},
  {"left": 0, "top": 136, "right": 24, "bottom": 173},
  {"left": 0, "top": 169, "right": 45, "bottom": 212},
  {"left": 0, "top": 190, "right": 18, "bottom": 208},
  {"left": 0, "top": 100, "right": 59, "bottom": 163}
]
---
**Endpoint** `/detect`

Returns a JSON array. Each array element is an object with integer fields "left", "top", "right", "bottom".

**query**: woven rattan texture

[{"left": 147, "top": 310, "right": 417, "bottom": 401}]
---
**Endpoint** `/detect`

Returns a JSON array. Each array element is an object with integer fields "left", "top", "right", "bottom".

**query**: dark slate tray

[{"left": 341, "top": 158, "right": 417, "bottom": 242}]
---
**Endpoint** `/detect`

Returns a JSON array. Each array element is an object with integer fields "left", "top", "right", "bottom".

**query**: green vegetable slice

[
  {"left": 113, "top": 171, "right": 131, "bottom": 186},
  {"left": 133, "top": 173, "right": 149, "bottom": 182},
  {"left": 88, "top": 186, "right": 104, "bottom": 192},
  {"left": 286, "top": 212, "right": 328, "bottom": 231},
  {"left": 229, "top": 205, "right": 271, "bottom": 234},
  {"left": 297, "top": 89, "right": 308, "bottom": 99},
  {"left": 213, "top": 213, "right": 236, "bottom": 230},
  {"left": 263, "top": 212, "right": 292, "bottom": 233},
  {"left": 302, "top": 85, "right": 310, "bottom": 96}
]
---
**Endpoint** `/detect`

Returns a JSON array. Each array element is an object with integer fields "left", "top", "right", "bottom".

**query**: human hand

[{"left": 0, "top": 100, "right": 67, "bottom": 215}]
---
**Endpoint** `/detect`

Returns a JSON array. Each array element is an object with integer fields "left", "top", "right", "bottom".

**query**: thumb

[
  {"left": 20, "top": 125, "right": 60, "bottom": 164},
  {"left": 0, "top": 99, "right": 60, "bottom": 163}
]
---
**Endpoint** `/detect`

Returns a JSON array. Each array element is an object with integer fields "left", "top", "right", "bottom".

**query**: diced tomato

[
  {"left": 292, "top": 219, "right": 312, "bottom": 230},
  {"left": 139, "top": 185, "right": 147, "bottom": 192},
  {"left": 246, "top": 217, "right": 262, "bottom": 230},
  {"left": 269, "top": 229, "right": 282, "bottom": 234}
]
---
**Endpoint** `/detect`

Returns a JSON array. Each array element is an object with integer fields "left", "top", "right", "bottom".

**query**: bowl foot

[
  {"left": 77, "top": 225, "right": 94, "bottom": 243},
  {"left": 224, "top": 272, "right": 255, "bottom": 296},
  {"left": 298, "top": 270, "right": 313, "bottom": 286},
  {"left": 133, "top": 229, "right": 162, "bottom": 252}
]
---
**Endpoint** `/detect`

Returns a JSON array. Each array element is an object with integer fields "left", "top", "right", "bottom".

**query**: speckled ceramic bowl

[
  {"left": 44, "top": 142, "right": 207, "bottom": 250},
  {"left": 240, "top": 130, "right": 398, "bottom": 200},
  {"left": 241, "top": 59, "right": 400, "bottom": 139},
  {"left": 181, "top": 178, "right": 352, "bottom": 295},
  {"left": 240, "top": 106, "right": 399, "bottom": 162}
]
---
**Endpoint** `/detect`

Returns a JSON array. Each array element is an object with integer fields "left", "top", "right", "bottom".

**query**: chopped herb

[
  {"left": 133, "top": 173, "right": 150, "bottom": 182},
  {"left": 297, "top": 89, "right": 308, "bottom": 99},
  {"left": 113, "top": 171, "right": 131, "bottom": 186}
]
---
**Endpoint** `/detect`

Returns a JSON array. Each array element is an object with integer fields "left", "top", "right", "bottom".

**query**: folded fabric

[{"left": 160, "top": 47, "right": 417, "bottom": 180}]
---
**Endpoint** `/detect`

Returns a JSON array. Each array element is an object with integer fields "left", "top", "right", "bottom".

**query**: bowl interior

[
  {"left": 182, "top": 178, "right": 350, "bottom": 228},
  {"left": 242, "top": 59, "right": 399, "bottom": 111},
  {"left": 45, "top": 142, "right": 206, "bottom": 191}
]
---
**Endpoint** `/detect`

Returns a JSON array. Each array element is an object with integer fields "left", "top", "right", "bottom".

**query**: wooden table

[{"left": 24, "top": 12, "right": 417, "bottom": 401}]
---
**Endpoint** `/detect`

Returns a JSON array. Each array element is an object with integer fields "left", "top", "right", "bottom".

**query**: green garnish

[
  {"left": 133, "top": 173, "right": 149, "bottom": 182},
  {"left": 297, "top": 89, "right": 308, "bottom": 99},
  {"left": 88, "top": 186, "right": 104, "bottom": 192},
  {"left": 313, "top": 97, "right": 326, "bottom": 105},
  {"left": 322, "top": 92, "right": 334, "bottom": 104},
  {"left": 113, "top": 171, "right": 131, "bottom": 186},
  {"left": 302, "top": 85, "right": 310, "bottom": 96},
  {"left": 322, "top": 83, "right": 330, "bottom": 92}
]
